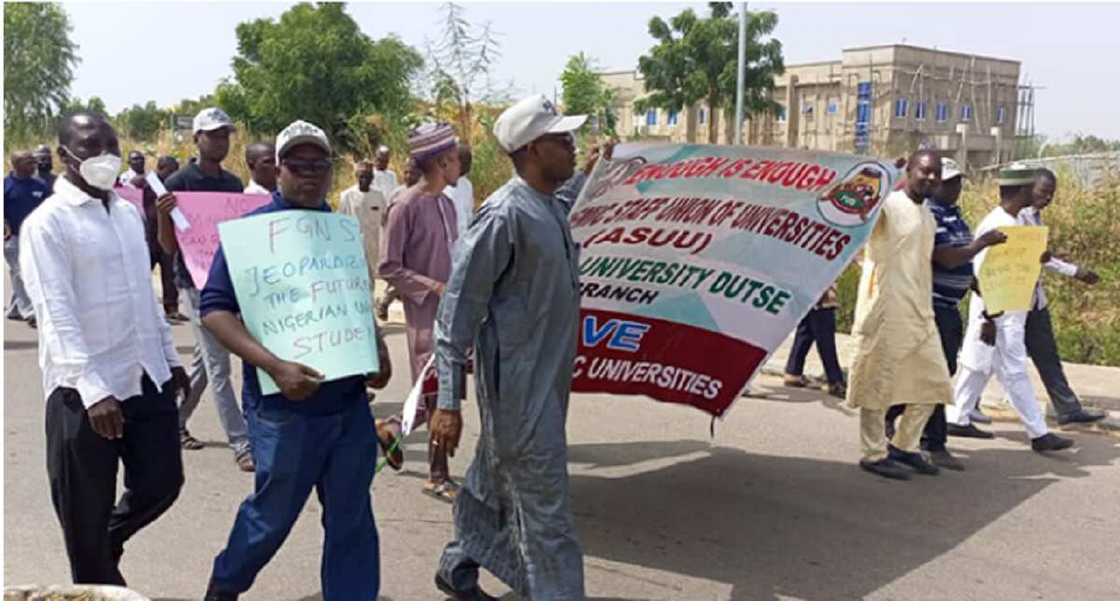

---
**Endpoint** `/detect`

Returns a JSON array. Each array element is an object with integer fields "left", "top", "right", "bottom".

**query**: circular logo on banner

[
  {"left": 586, "top": 155, "right": 648, "bottom": 201},
  {"left": 817, "top": 162, "right": 891, "bottom": 227}
]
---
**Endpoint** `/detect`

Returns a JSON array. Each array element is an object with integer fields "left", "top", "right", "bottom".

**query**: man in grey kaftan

[{"left": 431, "top": 95, "right": 593, "bottom": 601}]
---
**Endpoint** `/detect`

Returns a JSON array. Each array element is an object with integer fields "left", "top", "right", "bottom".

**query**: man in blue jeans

[
  {"left": 200, "top": 120, "right": 391, "bottom": 601},
  {"left": 784, "top": 285, "right": 846, "bottom": 398}
]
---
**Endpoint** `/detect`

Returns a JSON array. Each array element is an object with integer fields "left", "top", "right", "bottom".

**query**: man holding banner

[
  {"left": 947, "top": 164, "right": 1074, "bottom": 452},
  {"left": 847, "top": 150, "right": 951, "bottom": 480},
  {"left": 200, "top": 120, "right": 391, "bottom": 601},
  {"left": 157, "top": 107, "right": 253, "bottom": 470},
  {"left": 430, "top": 94, "right": 589, "bottom": 601}
]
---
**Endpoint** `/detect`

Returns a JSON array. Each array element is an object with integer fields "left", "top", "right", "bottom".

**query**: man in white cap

[
  {"left": 200, "top": 119, "right": 391, "bottom": 601},
  {"left": 946, "top": 163, "right": 1074, "bottom": 452},
  {"left": 156, "top": 107, "right": 253, "bottom": 470},
  {"left": 883, "top": 157, "right": 1006, "bottom": 470},
  {"left": 372, "top": 144, "right": 398, "bottom": 200},
  {"left": 429, "top": 94, "right": 606, "bottom": 601}
]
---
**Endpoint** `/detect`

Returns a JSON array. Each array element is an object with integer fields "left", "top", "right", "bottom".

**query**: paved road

[{"left": 5, "top": 315, "right": 1119, "bottom": 601}]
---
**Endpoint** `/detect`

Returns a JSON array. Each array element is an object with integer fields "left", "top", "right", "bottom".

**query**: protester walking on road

[
  {"left": 339, "top": 160, "right": 387, "bottom": 303},
  {"left": 431, "top": 94, "right": 595, "bottom": 601},
  {"left": 379, "top": 122, "right": 461, "bottom": 499},
  {"left": 376, "top": 158, "right": 421, "bottom": 321},
  {"left": 883, "top": 157, "right": 1007, "bottom": 470},
  {"left": 1014, "top": 168, "right": 1105, "bottom": 425},
  {"left": 200, "top": 120, "right": 392, "bottom": 601},
  {"left": 156, "top": 107, "right": 253, "bottom": 470},
  {"left": 946, "top": 164, "right": 1075, "bottom": 452},
  {"left": 4, "top": 149, "right": 49, "bottom": 328},
  {"left": 21, "top": 111, "right": 188, "bottom": 585},
  {"left": 372, "top": 144, "right": 398, "bottom": 200},
  {"left": 140, "top": 156, "right": 185, "bottom": 322},
  {"left": 846, "top": 150, "right": 951, "bottom": 480},
  {"left": 783, "top": 284, "right": 846, "bottom": 398},
  {"left": 445, "top": 144, "right": 475, "bottom": 246}
]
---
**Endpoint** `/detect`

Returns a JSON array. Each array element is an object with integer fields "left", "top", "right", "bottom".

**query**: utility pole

[{"left": 734, "top": 2, "right": 748, "bottom": 145}]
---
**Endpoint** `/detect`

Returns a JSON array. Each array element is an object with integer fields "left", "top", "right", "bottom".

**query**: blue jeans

[
  {"left": 784, "top": 308, "right": 844, "bottom": 384},
  {"left": 209, "top": 400, "right": 380, "bottom": 600}
]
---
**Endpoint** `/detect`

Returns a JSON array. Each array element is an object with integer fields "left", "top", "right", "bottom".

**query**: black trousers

[
  {"left": 1025, "top": 307, "right": 1084, "bottom": 417},
  {"left": 149, "top": 242, "right": 180, "bottom": 312},
  {"left": 46, "top": 375, "right": 184, "bottom": 585},
  {"left": 886, "top": 305, "right": 963, "bottom": 452},
  {"left": 784, "top": 307, "right": 845, "bottom": 384}
]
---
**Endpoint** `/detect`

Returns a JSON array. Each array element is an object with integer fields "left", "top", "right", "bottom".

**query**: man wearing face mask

[
  {"left": 156, "top": 108, "right": 253, "bottom": 470},
  {"left": 200, "top": 120, "right": 391, "bottom": 601},
  {"left": 20, "top": 111, "right": 189, "bottom": 585}
]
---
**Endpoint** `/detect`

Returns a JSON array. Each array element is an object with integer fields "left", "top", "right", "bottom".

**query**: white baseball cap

[
  {"left": 193, "top": 107, "right": 235, "bottom": 134},
  {"left": 493, "top": 95, "right": 587, "bottom": 154},
  {"left": 941, "top": 157, "right": 963, "bottom": 181},
  {"left": 275, "top": 119, "right": 331, "bottom": 161}
]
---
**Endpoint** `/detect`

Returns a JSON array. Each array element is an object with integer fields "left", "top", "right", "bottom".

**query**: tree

[
  {"left": 59, "top": 96, "right": 108, "bottom": 117},
  {"left": 636, "top": 2, "right": 783, "bottom": 143},
  {"left": 421, "top": 2, "right": 508, "bottom": 142},
  {"left": 560, "top": 52, "right": 616, "bottom": 137},
  {"left": 116, "top": 101, "right": 169, "bottom": 141},
  {"left": 215, "top": 2, "right": 423, "bottom": 152},
  {"left": 4, "top": 2, "right": 80, "bottom": 142}
]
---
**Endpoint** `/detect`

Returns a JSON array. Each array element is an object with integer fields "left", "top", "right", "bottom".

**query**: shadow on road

[
  {"left": 3, "top": 339, "right": 37, "bottom": 351},
  {"left": 566, "top": 432, "right": 1119, "bottom": 601}
]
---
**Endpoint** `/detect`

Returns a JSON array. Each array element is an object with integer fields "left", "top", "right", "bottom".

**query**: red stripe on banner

[{"left": 571, "top": 308, "right": 767, "bottom": 417}]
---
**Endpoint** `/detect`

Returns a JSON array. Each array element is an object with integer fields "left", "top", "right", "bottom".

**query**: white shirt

[
  {"left": 338, "top": 185, "right": 388, "bottom": 274},
  {"left": 444, "top": 176, "right": 475, "bottom": 240},
  {"left": 372, "top": 169, "right": 398, "bottom": 201},
  {"left": 244, "top": 179, "right": 272, "bottom": 195},
  {"left": 117, "top": 168, "right": 145, "bottom": 188},
  {"left": 1015, "top": 206, "right": 1078, "bottom": 310},
  {"left": 20, "top": 177, "right": 180, "bottom": 407}
]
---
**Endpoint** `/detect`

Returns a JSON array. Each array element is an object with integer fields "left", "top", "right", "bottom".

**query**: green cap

[{"left": 997, "top": 162, "right": 1041, "bottom": 186}]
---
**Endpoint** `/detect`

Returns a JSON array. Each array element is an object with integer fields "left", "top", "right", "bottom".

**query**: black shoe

[
  {"left": 434, "top": 573, "right": 498, "bottom": 601},
  {"left": 1057, "top": 408, "right": 1107, "bottom": 425},
  {"left": 946, "top": 423, "right": 995, "bottom": 439},
  {"left": 926, "top": 448, "right": 965, "bottom": 471},
  {"left": 859, "top": 458, "right": 911, "bottom": 480},
  {"left": 888, "top": 446, "right": 940, "bottom": 475},
  {"left": 1031, "top": 433, "right": 1074, "bottom": 452},
  {"left": 26, "top": 316, "right": 37, "bottom": 329},
  {"left": 203, "top": 583, "right": 239, "bottom": 601}
]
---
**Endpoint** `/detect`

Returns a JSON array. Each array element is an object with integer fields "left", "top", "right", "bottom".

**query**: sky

[{"left": 60, "top": 1, "right": 1120, "bottom": 140}]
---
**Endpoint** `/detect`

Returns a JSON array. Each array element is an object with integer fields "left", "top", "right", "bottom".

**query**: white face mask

[{"left": 66, "top": 149, "right": 122, "bottom": 191}]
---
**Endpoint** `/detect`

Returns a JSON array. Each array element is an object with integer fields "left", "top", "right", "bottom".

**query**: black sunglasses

[{"left": 282, "top": 158, "right": 332, "bottom": 175}]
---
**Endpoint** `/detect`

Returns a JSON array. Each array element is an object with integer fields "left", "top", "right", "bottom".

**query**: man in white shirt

[
  {"left": 372, "top": 145, "right": 398, "bottom": 200},
  {"left": 21, "top": 111, "right": 189, "bottom": 585},
  {"left": 116, "top": 150, "right": 146, "bottom": 188},
  {"left": 946, "top": 164, "right": 1074, "bottom": 452},
  {"left": 338, "top": 160, "right": 387, "bottom": 304},
  {"left": 243, "top": 142, "right": 276, "bottom": 195},
  {"left": 1015, "top": 168, "right": 1105, "bottom": 425},
  {"left": 444, "top": 144, "right": 475, "bottom": 243}
]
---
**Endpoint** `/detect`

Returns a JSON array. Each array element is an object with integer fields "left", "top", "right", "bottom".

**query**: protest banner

[
  {"left": 977, "top": 225, "right": 1048, "bottom": 313},
  {"left": 218, "top": 211, "right": 380, "bottom": 395},
  {"left": 174, "top": 192, "right": 271, "bottom": 288},
  {"left": 568, "top": 144, "right": 896, "bottom": 417},
  {"left": 115, "top": 185, "right": 145, "bottom": 216}
]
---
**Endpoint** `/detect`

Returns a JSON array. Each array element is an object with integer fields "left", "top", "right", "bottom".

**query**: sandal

[
  {"left": 422, "top": 480, "right": 459, "bottom": 503},
  {"left": 375, "top": 417, "right": 404, "bottom": 472},
  {"left": 783, "top": 374, "right": 810, "bottom": 388},
  {"left": 180, "top": 430, "right": 205, "bottom": 450}
]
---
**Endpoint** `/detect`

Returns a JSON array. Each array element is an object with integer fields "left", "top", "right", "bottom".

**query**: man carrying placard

[
  {"left": 200, "top": 120, "right": 391, "bottom": 601},
  {"left": 378, "top": 122, "right": 461, "bottom": 500},
  {"left": 429, "top": 94, "right": 594, "bottom": 601},
  {"left": 156, "top": 107, "right": 253, "bottom": 470},
  {"left": 946, "top": 163, "right": 1074, "bottom": 452}
]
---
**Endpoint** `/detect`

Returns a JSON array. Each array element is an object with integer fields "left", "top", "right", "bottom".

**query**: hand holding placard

[{"left": 977, "top": 225, "right": 1048, "bottom": 313}]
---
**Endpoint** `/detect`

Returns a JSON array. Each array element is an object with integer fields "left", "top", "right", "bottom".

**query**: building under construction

[{"left": 600, "top": 44, "right": 1038, "bottom": 169}]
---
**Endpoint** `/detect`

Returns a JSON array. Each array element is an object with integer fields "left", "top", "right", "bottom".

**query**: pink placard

[
  {"left": 174, "top": 192, "right": 272, "bottom": 288},
  {"left": 115, "top": 185, "right": 145, "bottom": 216}
]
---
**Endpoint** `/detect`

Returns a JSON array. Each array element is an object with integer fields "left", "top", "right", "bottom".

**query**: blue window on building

[
  {"left": 996, "top": 105, "right": 1007, "bottom": 124},
  {"left": 960, "top": 104, "right": 973, "bottom": 122},
  {"left": 645, "top": 109, "right": 657, "bottom": 126},
  {"left": 915, "top": 101, "right": 927, "bottom": 121},
  {"left": 936, "top": 102, "right": 949, "bottom": 123},
  {"left": 668, "top": 110, "right": 678, "bottom": 126},
  {"left": 894, "top": 97, "right": 909, "bottom": 118},
  {"left": 698, "top": 108, "right": 707, "bottom": 124},
  {"left": 827, "top": 100, "right": 839, "bottom": 114}
]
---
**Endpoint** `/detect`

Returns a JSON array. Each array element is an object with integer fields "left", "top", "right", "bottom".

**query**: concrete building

[{"left": 600, "top": 44, "right": 1027, "bottom": 169}]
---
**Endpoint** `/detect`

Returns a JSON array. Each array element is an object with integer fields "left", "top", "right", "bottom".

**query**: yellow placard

[{"left": 977, "top": 225, "right": 1048, "bottom": 313}]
